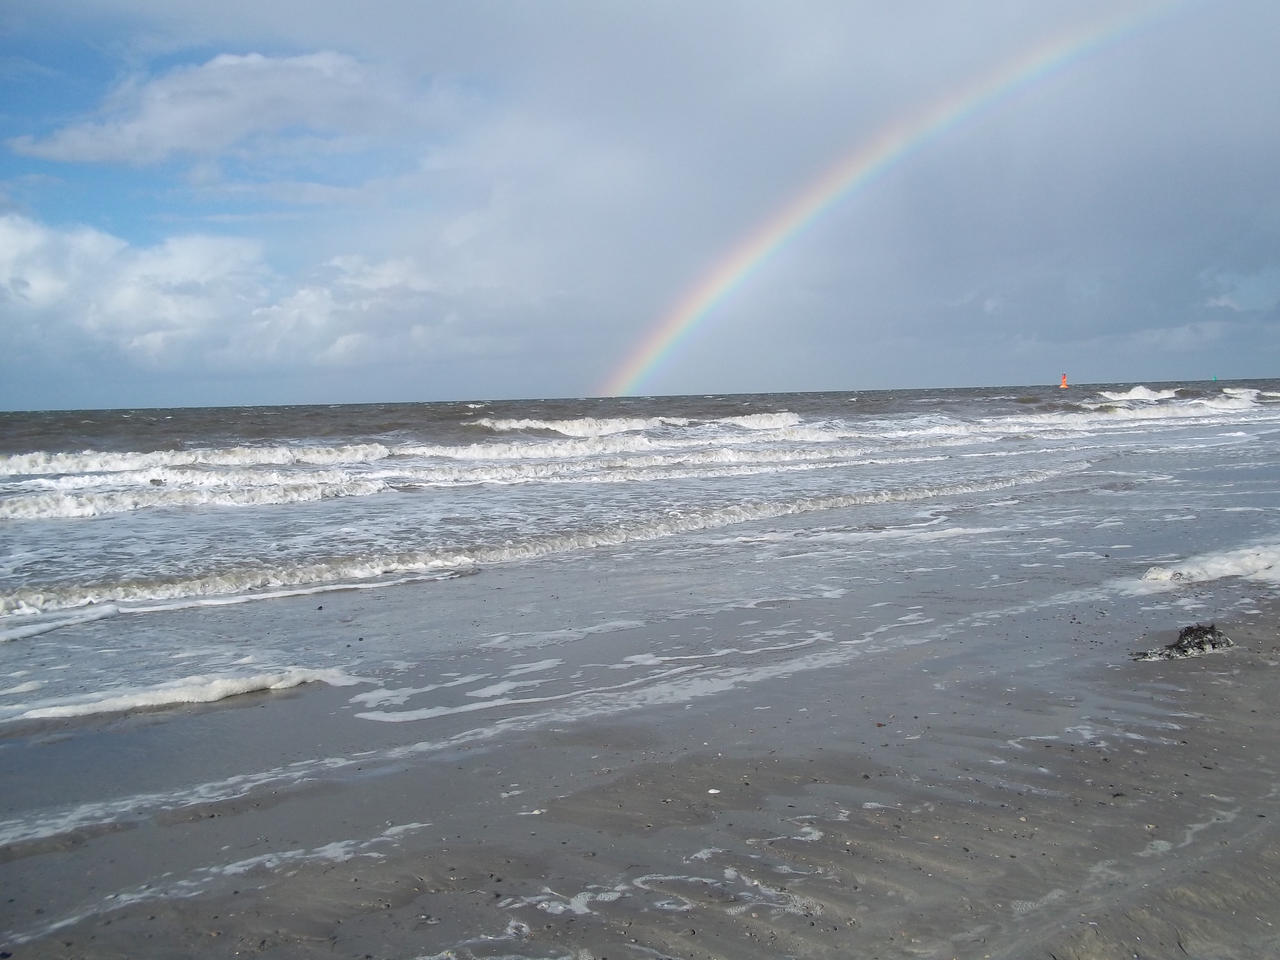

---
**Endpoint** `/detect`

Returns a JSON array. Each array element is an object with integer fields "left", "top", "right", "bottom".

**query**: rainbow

[{"left": 599, "top": 0, "right": 1188, "bottom": 397}]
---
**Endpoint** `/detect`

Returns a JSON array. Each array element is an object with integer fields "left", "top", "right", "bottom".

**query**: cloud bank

[
  {"left": 2, "top": 0, "right": 1278, "bottom": 408},
  {"left": 10, "top": 52, "right": 436, "bottom": 165}
]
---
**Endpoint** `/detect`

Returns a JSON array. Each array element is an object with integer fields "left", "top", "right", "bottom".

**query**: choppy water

[{"left": 2, "top": 380, "right": 1280, "bottom": 725}]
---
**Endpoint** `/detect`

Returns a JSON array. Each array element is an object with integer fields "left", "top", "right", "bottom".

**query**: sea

[
  {"left": 3, "top": 380, "right": 1280, "bottom": 725},
  {"left": 3, "top": 380, "right": 1280, "bottom": 945}
]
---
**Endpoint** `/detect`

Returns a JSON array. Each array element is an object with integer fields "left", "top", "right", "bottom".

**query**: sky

[{"left": 1, "top": 0, "right": 1278, "bottom": 409}]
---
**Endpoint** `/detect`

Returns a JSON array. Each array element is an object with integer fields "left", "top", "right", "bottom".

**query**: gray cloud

[
  {"left": 10, "top": 51, "right": 447, "bottom": 166},
  {"left": 4, "top": 0, "right": 1280, "bottom": 406}
]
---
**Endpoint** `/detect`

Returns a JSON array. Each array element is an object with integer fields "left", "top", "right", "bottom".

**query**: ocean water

[
  {"left": 2, "top": 380, "right": 1279, "bottom": 727},
  {"left": 4, "top": 380, "right": 1280, "bottom": 945}
]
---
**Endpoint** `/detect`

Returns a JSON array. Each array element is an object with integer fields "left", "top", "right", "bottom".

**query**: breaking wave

[
  {"left": 0, "top": 479, "right": 386, "bottom": 520},
  {"left": 471, "top": 411, "right": 803, "bottom": 437},
  {"left": 0, "top": 470, "right": 1062, "bottom": 617},
  {"left": 0, "top": 443, "right": 393, "bottom": 478},
  {"left": 472, "top": 415, "right": 691, "bottom": 436},
  {"left": 12, "top": 668, "right": 361, "bottom": 721},
  {"left": 1098, "top": 386, "right": 1178, "bottom": 402}
]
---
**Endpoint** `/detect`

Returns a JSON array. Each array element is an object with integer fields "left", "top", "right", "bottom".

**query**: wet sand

[{"left": 4, "top": 590, "right": 1280, "bottom": 960}]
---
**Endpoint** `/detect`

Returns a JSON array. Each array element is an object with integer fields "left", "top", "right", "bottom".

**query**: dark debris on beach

[{"left": 1132, "top": 622, "right": 1234, "bottom": 661}]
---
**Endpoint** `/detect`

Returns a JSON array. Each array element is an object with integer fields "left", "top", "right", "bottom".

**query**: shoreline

[{"left": 4, "top": 584, "right": 1279, "bottom": 958}]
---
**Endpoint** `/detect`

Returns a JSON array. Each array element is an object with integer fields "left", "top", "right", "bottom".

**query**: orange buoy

[{"left": 1059, "top": 373, "right": 1069, "bottom": 389}]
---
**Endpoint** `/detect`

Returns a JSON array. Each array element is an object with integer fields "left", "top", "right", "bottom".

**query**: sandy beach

[
  {"left": 4, "top": 560, "right": 1279, "bottom": 960},
  {"left": 5, "top": 385, "right": 1280, "bottom": 959}
]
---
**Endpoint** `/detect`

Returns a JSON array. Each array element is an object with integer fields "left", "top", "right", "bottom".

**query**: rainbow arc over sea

[{"left": 598, "top": 0, "right": 1186, "bottom": 397}]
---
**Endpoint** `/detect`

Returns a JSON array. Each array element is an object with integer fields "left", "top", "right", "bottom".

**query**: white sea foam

[
  {"left": 723, "top": 523, "right": 1012, "bottom": 549},
  {"left": 399, "top": 431, "right": 761, "bottom": 463},
  {"left": 0, "top": 443, "right": 392, "bottom": 478},
  {"left": 471, "top": 411, "right": 803, "bottom": 437},
  {"left": 478, "top": 620, "right": 647, "bottom": 651},
  {"left": 357, "top": 664, "right": 703, "bottom": 722},
  {"left": 472, "top": 415, "right": 690, "bottom": 436},
  {"left": 2, "top": 569, "right": 468, "bottom": 619},
  {"left": 0, "top": 442, "right": 1018, "bottom": 517},
  {"left": 0, "top": 478, "right": 386, "bottom": 519},
  {"left": 505, "top": 658, "right": 563, "bottom": 676},
  {"left": 1137, "top": 544, "right": 1280, "bottom": 590},
  {"left": 0, "top": 680, "right": 42, "bottom": 695},
  {"left": 349, "top": 674, "right": 491, "bottom": 708},
  {"left": 0, "top": 470, "right": 1063, "bottom": 616},
  {"left": 399, "top": 442, "right": 880, "bottom": 477},
  {"left": 0, "top": 562, "right": 469, "bottom": 617},
  {"left": 0, "top": 604, "right": 119, "bottom": 642},
  {"left": 719, "top": 412, "right": 805, "bottom": 430},
  {"left": 12, "top": 667, "right": 360, "bottom": 720},
  {"left": 1097, "top": 386, "right": 1179, "bottom": 402},
  {"left": 380, "top": 445, "right": 894, "bottom": 488},
  {"left": 466, "top": 679, "right": 548, "bottom": 698},
  {"left": 17, "top": 465, "right": 359, "bottom": 492}
]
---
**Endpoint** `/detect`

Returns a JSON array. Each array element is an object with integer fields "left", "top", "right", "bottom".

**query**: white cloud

[
  {"left": 326, "top": 255, "right": 433, "bottom": 293},
  {"left": 93, "top": 234, "right": 266, "bottom": 341},
  {"left": 0, "top": 215, "right": 127, "bottom": 308},
  {"left": 0, "top": 213, "right": 527, "bottom": 384},
  {"left": 9, "top": 51, "right": 441, "bottom": 165},
  {"left": 1, "top": 214, "right": 266, "bottom": 366}
]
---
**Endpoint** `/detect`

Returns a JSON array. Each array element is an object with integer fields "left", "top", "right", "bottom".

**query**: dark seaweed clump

[{"left": 1132, "top": 623, "right": 1233, "bottom": 661}]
